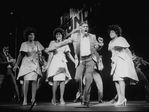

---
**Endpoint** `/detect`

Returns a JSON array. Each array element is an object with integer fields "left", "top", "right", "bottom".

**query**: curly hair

[
  {"left": 53, "top": 28, "right": 66, "bottom": 39},
  {"left": 23, "top": 27, "right": 37, "bottom": 39},
  {"left": 108, "top": 24, "right": 122, "bottom": 37}
]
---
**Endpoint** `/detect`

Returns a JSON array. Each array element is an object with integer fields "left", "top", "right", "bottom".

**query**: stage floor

[{"left": 0, "top": 100, "right": 149, "bottom": 111}]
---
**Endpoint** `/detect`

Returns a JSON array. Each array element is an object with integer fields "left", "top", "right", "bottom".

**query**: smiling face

[
  {"left": 56, "top": 32, "right": 63, "bottom": 42},
  {"left": 109, "top": 30, "right": 118, "bottom": 39},
  {"left": 28, "top": 33, "right": 35, "bottom": 41}
]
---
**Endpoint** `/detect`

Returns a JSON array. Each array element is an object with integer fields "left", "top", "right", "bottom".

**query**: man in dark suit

[{"left": 0, "top": 46, "right": 20, "bottom": 102}]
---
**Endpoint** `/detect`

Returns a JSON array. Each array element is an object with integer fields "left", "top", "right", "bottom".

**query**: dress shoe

[
  {"left": 83, "top": 102, "right": 89, "bottom": 107},
  {"left": 98, "top": 100, "right": 103, "bottom": 103},
  {"left": 73, "top": 91, "right": 81, "bottom": 103},
  {"left": 16, "top": 99, "right": 21, "bottom": 103}
]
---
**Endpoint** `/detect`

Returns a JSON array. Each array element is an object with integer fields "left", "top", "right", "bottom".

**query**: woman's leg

[
  {"left": 115, "top": 81, "right": 121, "bottom": 104},
  {"left": 23, "top": 80, "right": 29, "bottom": 105},
  {"left": 115, "top": 80, "right": 126, "bottom": 106},
  {"left": 60, "top": 81, "right": 65, "bottom": 104},
  {"left": 31, "top": 80, "right": 37, "bottom": 103},
  {"left": 52, "top": 81, "right": 58, "bottom": 104},
  {"left": 119, "top": 80, "right": 126, "bottom": 101}
]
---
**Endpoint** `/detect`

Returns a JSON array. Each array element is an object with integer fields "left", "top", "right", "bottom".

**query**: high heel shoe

[
  {"left": 31, "top": 99, "right": 37, "bottom": 106},
  {"left": 60, "top": 100, "right": 66, "bottom": 105},
  {"left": 115, "top": 98, "right": 127, "bottom": 106},
  {"left": 73, "top": 91, "right": 81, "bottom": 103},
  {"left": 51, "top": 99, "right": 57, "bottom": 105},
  {"left": 23, "top": 101, "right": 27, "bottom": 106}
]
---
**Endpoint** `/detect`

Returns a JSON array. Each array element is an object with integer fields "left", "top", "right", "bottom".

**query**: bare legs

[
  {"left": 23, "top": 80, "right": 29, "bottom": 105},
  {"left": 60, "top": 81, "right": 65, "bottom": 104},
  {"left": 52, "top": 81, "right": 58, "bottom": 105},
  {"left": 52, "top": 81, "right": 65, "bottom": 105},
  {"left": 31, "top": 81, "right": 37, "bottom": 103},
  {"left": 22, "top": 80, "right": 37, "bottom": 105},
  {"left": 114, "top": 80, "right": 126, "bottom": 105}
]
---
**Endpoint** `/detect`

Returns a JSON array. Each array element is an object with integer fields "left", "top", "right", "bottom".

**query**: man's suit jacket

[
  {"left": 59, "top": 32, "right": 100, "bottom": 63},
  {"left": 0, "top": 51, "right": 9, "bottom": 74}
]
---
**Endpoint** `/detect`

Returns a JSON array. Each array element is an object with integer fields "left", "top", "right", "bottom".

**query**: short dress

[
  {"left": 17, "top": 41, "right": 44, "bottom": 81},
  {"left": 46, "top": 41, "right": 72, "bottom": 85},
  {"left": 108, "top": 37, "right": 139, "bottom": 82}
]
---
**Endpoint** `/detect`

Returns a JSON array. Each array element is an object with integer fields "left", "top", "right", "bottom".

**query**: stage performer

[
  {"left": 108, "top": 24, "right": 139, "bottom": 106},
  {"left": 44, "top": 28, "right": 75, "bottom": 105},
  {"left": 13, "top": 27, "right": 44, "bottom": 106}
]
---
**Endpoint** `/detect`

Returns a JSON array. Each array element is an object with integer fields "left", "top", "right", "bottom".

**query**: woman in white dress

[
  {"left": 44, "top": 28, "right": 75, "bottom": 105},
  {"left": 108, "top": 25, "right": 139, "bottom": 106},
  {"left": 13, "top": 27, "right": 44, "bottom": 105}
]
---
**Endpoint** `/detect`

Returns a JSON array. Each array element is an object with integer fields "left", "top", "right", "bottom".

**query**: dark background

[{"left": 1, "top": 1, "right": 149, "bottom": 102}]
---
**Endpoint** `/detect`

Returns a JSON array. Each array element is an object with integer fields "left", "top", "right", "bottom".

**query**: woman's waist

[
  {"left": 53, "top": 56, "right": 67, "bottom": 62},
  {"left": 23, "top": 56, "right": 38, "bottom": 62}
]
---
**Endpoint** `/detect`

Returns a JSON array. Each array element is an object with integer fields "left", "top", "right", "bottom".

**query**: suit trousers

[
  {"left": 75, "top": 56, "right": 95, "bottom": 103},
  {"left": 93, "top": 70, "right": 103, "bottom": 101},
  {"left": 136, "top": 68, "right": 149, "bottom": 100}
]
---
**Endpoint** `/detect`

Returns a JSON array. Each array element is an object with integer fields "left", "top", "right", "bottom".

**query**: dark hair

[
  {"left": 108, "top": 24, "right": 122, "bottom": 37},
  {"left": 23, "top": 27, "right": 37, "bottom": 39},
  {"left": 53, "top": 28, "right": 65, "bottom": 39}
]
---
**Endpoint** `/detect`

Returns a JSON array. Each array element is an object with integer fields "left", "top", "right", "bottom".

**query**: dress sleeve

[
  {"left": 65, "top": 45, "right": 71, "bottom": 53},
  {"left": 19, "top": 42, "right": 28, "bottom": 52},
  {"left": 108, "top": 41, "right": 112, "bottom": 51},
  {"left": 48, "top": 41, "right": 56, "bottom": 49},
  {"left": 45, "top": 40, "right": 56, "bottom": 53},
  {"left": 37, "top": 41, "right": 44, "bottom": 51},
  {"left": 114, "top": 37, "right": 130, "bottom": 48}
]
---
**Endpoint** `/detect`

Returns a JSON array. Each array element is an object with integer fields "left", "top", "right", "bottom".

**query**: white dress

[
  {"left": 17, "top": 41, "right": 44, "bottom": 81},
  {"left": 46, "top": 41, "right": 72, "bottom": 85},
  {"left": 108, "top": 37, "right": 139, "bottom": 82}
]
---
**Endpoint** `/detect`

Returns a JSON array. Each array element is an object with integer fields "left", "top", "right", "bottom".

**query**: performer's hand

[
  {"left": 98, "top": 37, "right": 103, "bottom": 43},
  {"left": 13, "top": 65, "right": 19, "bottom": 71},
  {"left": 75, "top": 59, "right": 79, "bottom": 68},
  {"left": 42, "top": 65, "right": 48, "bottom": 72},
  {"left": 132, "top": 54, "right": 137, "bottom": 60},
  {"left": 98, "top": 37, "right": 104, "bottom": 46},
  {"left": 8, "top": 59, "right": 15, "bottom": 63},
  {"left": 12, "top": 59, "right": 16, "bottom": 65}
]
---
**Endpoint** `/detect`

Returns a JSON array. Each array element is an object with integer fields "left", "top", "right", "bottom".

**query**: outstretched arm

[{"left": 66, "top": 52, "right": 75, "bottom": 64}]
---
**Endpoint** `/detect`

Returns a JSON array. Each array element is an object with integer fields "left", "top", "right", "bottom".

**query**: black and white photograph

[{"left": 0, "top": 1, "right": 149, "bottom": 111}]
